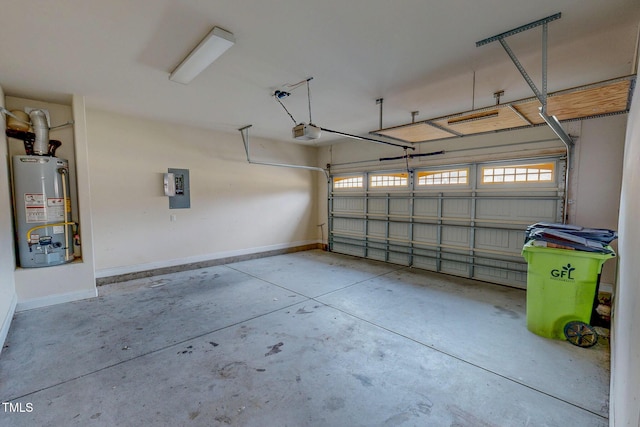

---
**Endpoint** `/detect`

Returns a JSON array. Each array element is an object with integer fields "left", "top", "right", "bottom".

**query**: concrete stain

[
  {"left": 214, "top": 415, "right": 232, "bottom": 424},
  {"left": 493, "top": 305, "right": 521, "bottom": 319},
  {"left": 384, "top": 412, "right": 411, "bottom": 425},
  {"left": 217, "top": 361, "right": 246, "bottom": 379},
  {"left": 265, "top": 342, "right": 284, "bottom": 356},
  {"left": 416, "top": 400, "right": 433, "bottom": 415},
  {"left": 352, "top": 373, "right": 373, "bottom": 387},
  {"left": 448, "top": 404, "right": 498, "bottom": 427},
  {"left": 323, "top": 396, "right": 345, "bottom": 411}
]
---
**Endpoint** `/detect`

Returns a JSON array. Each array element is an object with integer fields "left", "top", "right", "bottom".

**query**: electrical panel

[{"left": 167, "top": 168, "right": 190, "bottom": 209}]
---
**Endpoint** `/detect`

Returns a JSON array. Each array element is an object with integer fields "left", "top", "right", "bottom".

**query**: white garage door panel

[
  {"left": 441, "top": 226, "right": 470, "bottom": 247},
  {"left": 390, "top": 199, "right": 411, "bottom": 216},
  {"left": 389, "top": 252, "right": 411, "bottom": 265},
  {"left": 367, "top": 198, "right": 386, "bottom": 214},
  {"left": 329, "top": 157, "right": 564, "bottom": 289},
  {"left": 332, "top": 242, "right": 364, "bottom": 257},
  {"left": 442, "top": 198, "right": 471, "bottom": 218},
  {"left": 332, "top": 217, "right": 365, "bottom": 235},
  {"left": 475, "top": 228, "right": 526, "bottom": 253},
  {"left": 476, "top": 198, "right": 558, "bottom": 223},
  {"left": 440, "top": 251, "right": 471, "bottom": 275},
  {"left": 414, "top": 199, "right": 438, "bottom": 217},
  {"left": 475, "top": 262, "right": 527, "bottom": 284},
  {"left": 367, "top": 220, "right": 385, "bottom": 237},
  {"left": 413, "top": 258, "right": 438, "bottom": 270},
  {"left": 413, "top": 224, "right": 438, "bottom": 244},
  {"left": 474, "top": 252, "right": 528, "bottom": 283},
  {"left": 334, "top": 198, "right": 364, "bottom": 215},
  {"left": 389, "top": 223, "right": 410, "bottom": 240},
  {"left": 367, "top": 246, "right": 387, "bottom": 261},
  {"left": 412, "top": 248, "right": 438, "bottom": 270}
]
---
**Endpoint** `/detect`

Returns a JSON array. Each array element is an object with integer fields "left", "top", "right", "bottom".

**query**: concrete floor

[{"left": 0, "top": 250, "right": 610, "bottom": 426}]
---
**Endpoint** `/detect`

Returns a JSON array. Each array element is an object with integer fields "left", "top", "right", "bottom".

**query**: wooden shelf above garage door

[{"left": 372, "top": 75, "right": 636, "bottom": 144}]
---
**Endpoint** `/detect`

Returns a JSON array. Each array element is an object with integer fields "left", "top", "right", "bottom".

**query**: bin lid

[
  {"left": 525, "top": 222, "right": 618, "bottom": 245},
  {"left": 526, "top": 229, "right": 614, "bottom": 254},
  {"left": 521, "top": 240, "right": 616, "bottom": 260}
]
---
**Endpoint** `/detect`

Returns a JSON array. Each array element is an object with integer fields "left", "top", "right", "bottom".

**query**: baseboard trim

[
  {"left": 16, "top": 288, "right": 98, "bottom": 312},
  {"left": 96, "top": 242, "right": 324, "bottom": 286},
  {"left": 0, "top": 293, "right": 17, "bottom": 356}
]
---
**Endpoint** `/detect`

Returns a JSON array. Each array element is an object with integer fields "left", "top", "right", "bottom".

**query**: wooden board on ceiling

[
  {"left": 373, "top": 76, "right": 635, "bottom": 144},
  {"left": 433, "top": 107, "right": 528, "bottom": 135},
  {"left": 513, "top": 79, "right": 632, "bottom": 124},
  {"left": 374, "top": 122, "right": 455, "bottom": 143}
]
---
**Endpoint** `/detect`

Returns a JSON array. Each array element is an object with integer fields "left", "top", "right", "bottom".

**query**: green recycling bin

[{"left": 521, "top": 241, "right": 615, "bottom": 342}]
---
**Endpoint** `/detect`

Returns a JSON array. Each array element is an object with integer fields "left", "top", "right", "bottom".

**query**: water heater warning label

[
  {"left": 24, "top": 193, "right": 45, "bottom": 223},
  {"left": 24, "top": 193, "right": 44, "bottom": 206},
  {"left": 25, "top": 208, "right": 46, "bottom": 223},
  {"left": 23, "top": 194, "right": 64, "bottom": 223},
  {"left": 47, "top": 198, "right": 65, "bottom": 221}
]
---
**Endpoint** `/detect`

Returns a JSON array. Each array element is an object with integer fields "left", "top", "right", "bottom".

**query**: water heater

[{"left": 12, "top": 155, "right": 74, "bottom": 267}]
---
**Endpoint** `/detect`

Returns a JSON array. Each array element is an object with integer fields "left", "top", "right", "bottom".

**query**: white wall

[
  {"left": 0, "top": 84, "right": 17, "bottom": 354},
  {"left": 610, "top": 78, "right": 640, "bottom": 427},
  {"left": 86, "top": 109, "right": 320, "bottom": 276},
  {"left": 572, "top": 115, "right": 627, "bottom": 287}
]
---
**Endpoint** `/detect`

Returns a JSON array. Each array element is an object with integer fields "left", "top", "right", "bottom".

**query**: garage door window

[
  {"left": 333, "top": 176, "right": 363, "bottom": 189},
  {"left": 417, "top": 168, "right": 469, "bottom": 186},
  {"left": 370, "top": 173, "right": 409, "bottom": 188},
  {"left": 482, "top": 162, "right": 554, "bottom": 184}
]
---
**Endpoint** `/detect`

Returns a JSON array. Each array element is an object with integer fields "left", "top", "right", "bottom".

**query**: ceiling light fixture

[{"left": 169, "top": 26, "right": 235, "bottom": 84}]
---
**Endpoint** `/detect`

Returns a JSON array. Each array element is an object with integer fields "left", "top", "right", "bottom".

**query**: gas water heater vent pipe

[{"left": 29, "top": 109, "right": 49, "bottom": 156}]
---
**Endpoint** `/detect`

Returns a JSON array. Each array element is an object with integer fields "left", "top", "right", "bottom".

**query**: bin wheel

[{"left": 564, "top": 321, "right": 598, "bottom": 348}]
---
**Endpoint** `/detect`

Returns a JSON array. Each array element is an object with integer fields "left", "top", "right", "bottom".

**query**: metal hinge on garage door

[{"left": 328, "top": 157, "right": 565, "bottom": 288}]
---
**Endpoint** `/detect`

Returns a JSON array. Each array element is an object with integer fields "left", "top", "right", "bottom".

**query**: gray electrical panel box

[{"left": 168, "top": 168, "right": 190, "bottom": 209}]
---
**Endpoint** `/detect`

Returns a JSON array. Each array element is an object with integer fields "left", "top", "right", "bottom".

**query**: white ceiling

[{"left": 0, "top": 0, "right": 638, "bottom": 144}]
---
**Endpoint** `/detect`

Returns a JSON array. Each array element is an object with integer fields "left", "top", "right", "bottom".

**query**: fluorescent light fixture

[{"left": 169, "top": 26, "right": 235, "bottom": 84}]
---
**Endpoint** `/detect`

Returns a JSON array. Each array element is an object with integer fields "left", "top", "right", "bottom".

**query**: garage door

[{"left": 329, "top": 157, "right": 565, "bottom": 288}]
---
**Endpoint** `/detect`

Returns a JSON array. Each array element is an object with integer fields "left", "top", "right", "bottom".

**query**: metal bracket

[
  {"left": 477, "top": 13, "right": 573, "bottom": 224},
  {"left": 425, "top": 120, "right": 463, "bottom": 137},
  {"left": 477, "top": 12, "right": 573, "bottom": 147},
  {"left": 238, "top": 125, "right": 330, "bottom": 181},
  {"left": 476, "top": 13, "right": 561, "bottom": 47},
  {"left": 376, "top": 98, "right": 384, "bottom": 129}
]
